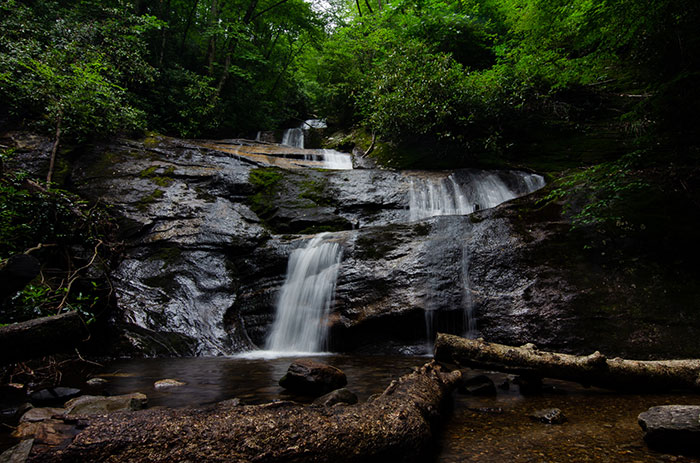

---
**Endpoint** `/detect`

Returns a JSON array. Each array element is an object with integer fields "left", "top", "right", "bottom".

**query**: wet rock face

[{"left": 70, "top": 136, "right": 268, "bottom": 356}]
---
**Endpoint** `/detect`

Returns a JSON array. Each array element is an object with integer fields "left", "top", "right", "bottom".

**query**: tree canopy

[{"left": 1, "top": 0, "right": 698, "bottom": 152}]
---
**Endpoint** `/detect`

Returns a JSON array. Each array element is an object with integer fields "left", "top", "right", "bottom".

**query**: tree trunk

[
  {"left": 206, "top": 0, "right": 219, "bottom": 75},
  {"left": 29, "top": 362, "right": 461, "bottom": 462},
  {"left": 434, "top": 333, "right": 700, "bottom": 392},
  {"left": 46, "top": 113, "right": 62, "bottom": 187},
  {"left": 0, "top": 312, "right": 89, "bottom": 364},
  {"left": 179, "top": 0, "right": 200, "bottom": 55}
]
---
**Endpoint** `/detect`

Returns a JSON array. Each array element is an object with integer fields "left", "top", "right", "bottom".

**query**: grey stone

[{"left": 638, "top": 405, "right": 700, "bottom": 454}]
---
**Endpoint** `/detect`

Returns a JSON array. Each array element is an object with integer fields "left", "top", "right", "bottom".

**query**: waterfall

[
  {"left": 302, "top": 119, "right": 327, "bottom": 129},
  {"left": 461, "top": 244, "right": 477, "bottom": 338},
  {"left": 321, "top": 149, "right": 353, "bottom": 170},
  {"left": 265, "top": 234, "right": 342, "bottom": 353},
  {"left": 409, "top": 171, "right": 544, "bottom": 221},
  {"left": 281, "top": 128, "right": 304, "bottom": 148}
]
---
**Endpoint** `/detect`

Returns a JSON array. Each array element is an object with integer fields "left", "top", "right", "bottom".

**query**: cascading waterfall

[
  {"left": 409, "top": 171, "right": 545, "bottom": 221},
  {"left": 265, "top": 233, "right": 343, "bottom": 353},
  {"left": 281, "top": 128, "right": 304, "bottom": 148},
  {"left": 280, "top": 121, "right": 352, "bottom": 169},
  {"left": 321, "top": 149, "right": 353, "bottom": 170}
]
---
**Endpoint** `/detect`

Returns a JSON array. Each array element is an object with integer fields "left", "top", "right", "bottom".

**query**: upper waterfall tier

[{"left": 408, "top": 170, "right": 545, "bottom": 221}]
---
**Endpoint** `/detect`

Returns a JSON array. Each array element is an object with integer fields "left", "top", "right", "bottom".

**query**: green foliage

[
  {"left": 541, "top": 151, "right": 650, "bottom": 228},
  {"left": 0, "top": 172, "right": 104, "bottom": 259},
  {"left": 0, "top": 0, "right": 154, "bottom": 141},
  {"left": 0, "top": 160, "right": 114, "bottom": 324}
]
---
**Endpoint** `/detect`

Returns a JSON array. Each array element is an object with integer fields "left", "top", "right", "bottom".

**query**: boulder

[
  {"left": 279, "top": 359, "right": 347, "bottom": 396},
  {"left": 312, "top": 388, "right": 358, "bottom": 406},
  {"left": 530, "top": 408, "right": 567, "bottom": 425},
  {"left": 638, "top": 405, "right": 700, "bottom": 454},
  {"left": 64, "top": 393, "right": 147, "bottom": 415}
]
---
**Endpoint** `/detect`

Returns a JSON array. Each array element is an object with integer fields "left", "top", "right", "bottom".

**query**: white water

[
  {"left": 302, "top": 119, "right": 327, "bottom": 129},
  {"left": 265, "top": 234, "right": 343, "bottom": 353},
  {"left": 461, "top": 243, "right": 477, "bottom": 338},
  {"left": 281, "top": 128, "right": 304, "bottom": 148},
  {"left": 321, "top": 149, "right": 353, "bottom": 170},
  {"left": 409, "top": 171, "right": 544, "bottom": 221}
]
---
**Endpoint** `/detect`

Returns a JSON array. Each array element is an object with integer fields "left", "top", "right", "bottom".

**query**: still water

[{"left": 5, "top": 355, "right": 700, "bottom": 462}]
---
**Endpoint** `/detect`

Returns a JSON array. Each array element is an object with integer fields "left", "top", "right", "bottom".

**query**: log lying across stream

[
  {"left": 29, "top": 361, "right": 461, "bottom": 463},
  {"left": 434, "top": 333, "right": 700, "bottom": 392}
]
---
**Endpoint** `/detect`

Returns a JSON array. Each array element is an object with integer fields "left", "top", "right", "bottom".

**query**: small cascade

[
  {"left": 321, "top": 149, "right": 353, "bottom": 170},
  {"left": 281, "top": 128, "right": 304, "bottom": 148},
  {"left": 265, "top": 233, "right": 343, "bottom": 353},
  {"left": 409, "top": 171, "right": 544, "bottom": 221},
  {"left": 302, "top": 119, "right": 327, "bottom": 129},
  {"left": 461, "top": 244, "right": 477, "bottom": 338},
  {"left": 255, "top": 131, "right": 262, "bottom": 142}
]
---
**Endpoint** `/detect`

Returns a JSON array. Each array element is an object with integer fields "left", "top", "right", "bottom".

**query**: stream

[{"left": 19, "top": 355, "right": 700, "bottom": 462}]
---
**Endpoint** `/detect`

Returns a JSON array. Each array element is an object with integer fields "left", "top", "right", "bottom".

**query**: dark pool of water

[
  {"left": 4, "top": 355, "right": 700, "bottom": 462},
  {"left": 93, "top": 354, "right": 425, "bottom": 407}
]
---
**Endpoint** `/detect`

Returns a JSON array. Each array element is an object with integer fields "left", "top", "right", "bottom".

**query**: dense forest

[
  {"left": 2, "top": 0, "right": 699, "bottom": 148},
  {"left": 1, "top": 0, "right": 699, "bottom": 327}
]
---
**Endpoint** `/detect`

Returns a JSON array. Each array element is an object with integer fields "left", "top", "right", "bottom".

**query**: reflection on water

[{"left": 96, "top": 355, "right": 424, "bottom": 408}]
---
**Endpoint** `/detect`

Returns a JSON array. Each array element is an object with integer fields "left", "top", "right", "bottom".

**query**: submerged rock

[
  {"left": 638, "top": 405, "right": 700, "bottom": 454},
  {"left": 154, "top": 379, "right": 186, "bottom": 389},
  {"left": 85, "top": 378, "right": 107, "bottom": 386},
  {"left": 312, "top": 388, "right": 358, "bottom": 406},
  {"left": 530, "top": 408, "right": 567, "bottom": 425},
  {"left": 459, "top": 374, "right": 497, "bottom": 396},
  {"left": 279, "top": 359, "right": 347, "bottom": 396}
]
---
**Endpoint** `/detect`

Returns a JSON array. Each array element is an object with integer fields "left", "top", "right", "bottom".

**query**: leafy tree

[{"left": 0, "top": 1, "right": 156, "bottom": 184}]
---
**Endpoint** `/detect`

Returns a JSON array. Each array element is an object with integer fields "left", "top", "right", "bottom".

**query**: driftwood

[
  {"left": 29, "top": 361, "right": 461, "bottom": 463},
  {"left": 434, "top": 333, "right": 700, "bottom": 392},
  {"left": 0, "top": 312, "right": 89, "bottom": 363}
]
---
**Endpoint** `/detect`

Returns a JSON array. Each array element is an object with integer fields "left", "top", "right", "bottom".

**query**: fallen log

[
  {"left": 434, "top": 333, "right": 700, "bottom": 392},
  {"left": 28, "top": 361, "right": 461, "bottom": 463},
  {"left": 0, "top": 312, "right": 89, "bottom": 364}
]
